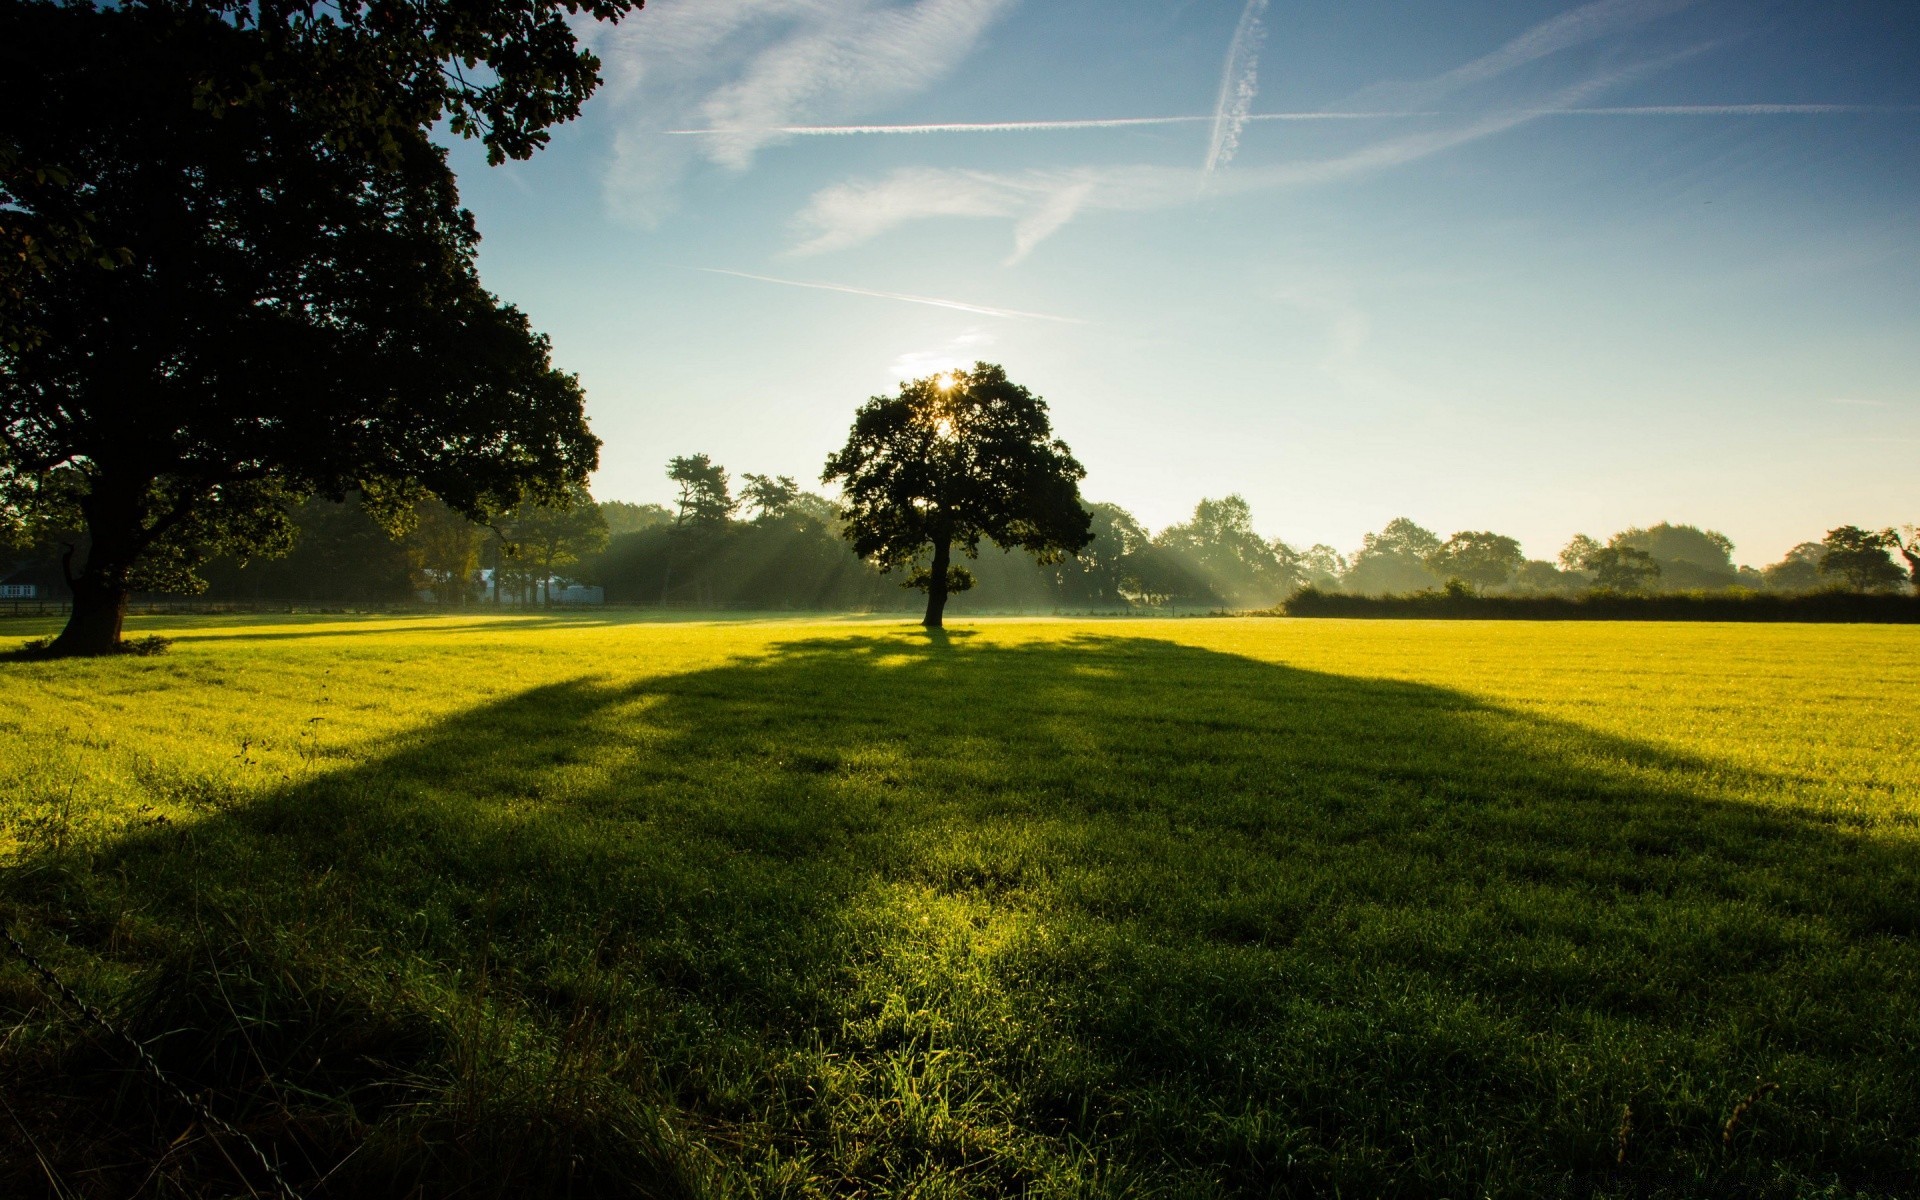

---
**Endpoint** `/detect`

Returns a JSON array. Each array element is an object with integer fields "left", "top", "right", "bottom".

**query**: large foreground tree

[
  {"left": 1, "top": 0, "right": 625, "bottom": 653},
  {"left": 823, "top": 364, "right": 1092, "bottom": 629}
]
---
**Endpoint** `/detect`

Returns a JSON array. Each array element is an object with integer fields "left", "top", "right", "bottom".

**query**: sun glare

[{"left": 934, "top": 372, "right": 956, "bottom": 391}]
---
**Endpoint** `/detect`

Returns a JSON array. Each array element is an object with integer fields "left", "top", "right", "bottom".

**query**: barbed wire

[{"left": 2, "top": 923, "right": 304, "bottom": 1200}]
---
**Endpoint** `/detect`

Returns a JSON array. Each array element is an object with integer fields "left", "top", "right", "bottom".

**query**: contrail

[
  {"left": 691, "top": 268, "right": 1087, "bottom": 324},
  {"left": 1204, "top": 0, "right": 1270, "bottom": 175},
  {"left": 663, "top": 104, "right": 1908, "bottom": 137}
]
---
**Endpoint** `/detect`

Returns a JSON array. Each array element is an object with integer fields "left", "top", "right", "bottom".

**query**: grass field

[{"left": 2, "top": 612, "right": 1917, "bottom": 1198}]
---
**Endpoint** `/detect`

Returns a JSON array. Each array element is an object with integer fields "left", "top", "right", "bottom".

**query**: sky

[{"left": 443, "top": 0, "right": 1920, "bottom": 567}]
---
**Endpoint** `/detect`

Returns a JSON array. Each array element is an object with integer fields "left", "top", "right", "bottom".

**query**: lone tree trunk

[
  {"left": 923, "top": 535, "right": 952, "bottom": 629},
  {"left": 47, "top": 475, "right": 149, "bottom": 656},
  {"left": 51, "top": 556, "right": 131, "bottom": 656}
]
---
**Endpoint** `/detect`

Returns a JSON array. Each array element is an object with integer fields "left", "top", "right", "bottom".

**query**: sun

[{"left": 934, "top": 371, "right": 957, "bottom": 391}]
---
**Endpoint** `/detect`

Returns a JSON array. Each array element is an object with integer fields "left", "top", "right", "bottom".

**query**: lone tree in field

[
  {"left": 823, "top": 364, "right": 1093, "bottom": 628},
  {"left": 1, "top": 0, "right": 643, "bottom": 655}
]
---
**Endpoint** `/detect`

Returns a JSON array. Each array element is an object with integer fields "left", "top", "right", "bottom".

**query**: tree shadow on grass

[{"left": 3, "top": 632, "right": 1917, "bottom": 1198}]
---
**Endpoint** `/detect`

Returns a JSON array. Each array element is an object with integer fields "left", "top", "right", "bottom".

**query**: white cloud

[
  {"left": 597, "top": 0, "right": 1016, "bottom": 222},
  {"left": 1205, "top": 0, "right": 1270, "bottom": 176}
]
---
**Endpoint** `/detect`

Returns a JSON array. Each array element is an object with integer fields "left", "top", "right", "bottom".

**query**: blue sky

[{"left": 446, "top": 0, "right": 1920, "bottom": 566}]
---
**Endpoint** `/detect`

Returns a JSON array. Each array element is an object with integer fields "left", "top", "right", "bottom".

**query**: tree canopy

[
  {"left": 821, "top": 364, "right": 1092, "bottom": 628},
  {"left": 1, "top": 0, "right": 614, "bottom": 653},
  {"left": 1818, "top": 526, "right": 1905, "bottom": 592},
  {"left": 1430, "top": 531, "right": 1525, "bottom": 592}
]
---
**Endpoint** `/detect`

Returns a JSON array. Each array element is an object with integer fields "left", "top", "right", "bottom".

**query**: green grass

[{"left": 2, "top": 612, "right": 1917, "bottom": 1198}]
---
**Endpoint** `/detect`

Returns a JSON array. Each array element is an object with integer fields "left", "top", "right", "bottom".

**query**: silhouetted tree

[
  {"left": 741, "top": 473, "right": 802, "bottom": 522},
  {"left": 1430, "top": 531, "right": 1524, "bottom": 592},
  {"left": 1, "top": 2, "right": 602, "bottom": 654},
  {"left": 822, "top": 364, "right": 1092, "bottom": 628},
  {"left": 667, "top": 455, "right": 734, "bottom": 527},
  {"left": 1818, "top": 526, "right": 1904, "bottom": 592}
]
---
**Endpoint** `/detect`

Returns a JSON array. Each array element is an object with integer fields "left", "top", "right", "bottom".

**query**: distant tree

[
  {"left": 404, "top": 499, "right": 485, "bottom": 605},
  {"left": 822, "top": 363, "right": 1092, "bottom": 628},
  {"left": 598, "top": 501, "right": 672, "bottom": 537},
  {"left": 1559, "top": 534, "right": 1603, "bottom": 574},
  {"left": 1299, "top": 544, "right": 1347, "bottom": 590},
  {"left": 1364, "top": 517, "right": 1443, "bottom": 562},
  {"left": 498, "top": 485, "right": 608, "bottom": 604},
  {"left": 741, "top": 473, "right": 802, "bottom": 522},
  {"left": 1429, "top": 531, "right": 1524, "bottom": 592},
  {"left": 1611, "top": 523, "right": 1738, "bottom": 590},
  {"left": 1818, "top": 526, "right": 1904, "bottom": 592},
  {"left": 1762, "top": 542, "right": 1826, "bottom": 593},
  {"left": 1054, "top": 501, "right": 1150, "bottom": 605},
  {"left": 1584, "top": 545, "right": 1661, "bottom": 592},
  {"left": 667, "top": 455, "right": 735, "bottom": 526},
  {"left": 1511, "top": 559, "right": 1576, "bottom": 594},
  {"left": 1154, "top": 495, "right": 1301, "bottom": 607},
  {"left": 1342, "top": 518, "right": 1443, "bottom": 595},
  {"left": 1, "top": 2, "right": 599, "bottom": 655}
]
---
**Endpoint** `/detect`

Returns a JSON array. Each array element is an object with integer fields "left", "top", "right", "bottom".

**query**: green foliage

[
  {"left": 666, "top": 454, "right": 735, "bottom": 526},
  {"left": 1, "top": 615, "right": 1917, "bottom": 1196},
  {"left": 494, "top": 484, "right": 608, "bottom": 604},
  {"left": 1763, "top": 542, "right": 1827, "bottom": 594},
  {"left": 0, "top": 1, "right": 599, "bottom": 652},
  {"left": 1430, "top": 530, "right": 1525, "bottom": 592},
  {"left": 597, "top": 501, "right": 673, "bottom": 538},
  {"left": 740, "top": 473, "right": 803, "bottom": 522},
  {"left": 1559, "top": 533, "right": 1604, "bottom": 573},
  {"left": 1586, "top": 545, "right": 1663, "bottom": 592},
  {"left": 1611, "top": 524, "right": 1740, "bottom": 591},
  {"left": 1286, "top": 587, "right": 1920, "bottom": 622},
  {"left": 1343, "top": 518, "right": 1444, "bottom": 596},
  {"left": 1819, "top": 526, "right": 1906, "bottom": 593},
  {"left": 1151, "top": 495, "right": 1304, "bottom": 608}
]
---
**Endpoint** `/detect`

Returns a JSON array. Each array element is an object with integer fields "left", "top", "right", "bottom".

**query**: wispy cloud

[
  {"left": 789, "top": 71, "right": 1647, "bottom": 261},
  {"left": 692, "top": 267, "right": 1086, "bottom": 323},
  {"left": 596, "top": 0, "right": 1016, "bottom": 222},
  {"left": 1205, "top": 0, "right": 1270, "bottom": 176},
  {"left": 1345, "top": 0, "right": 1695, "bottom": 110}
]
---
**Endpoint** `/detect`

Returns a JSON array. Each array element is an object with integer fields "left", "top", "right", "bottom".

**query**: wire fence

[{"left": 2, "top": 923, "right": 305, "bottom": 1200}]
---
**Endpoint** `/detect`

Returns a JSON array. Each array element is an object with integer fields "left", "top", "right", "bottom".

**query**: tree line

[{"left": 14, "top": 473, "right": 1909, "bottom": 614}]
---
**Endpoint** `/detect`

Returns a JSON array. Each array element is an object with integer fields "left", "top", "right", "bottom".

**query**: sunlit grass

[{"left": 2, "top": 613, "right": 1917, "bottom": 1197}]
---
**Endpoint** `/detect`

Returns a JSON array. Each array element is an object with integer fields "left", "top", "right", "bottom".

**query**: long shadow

[{"left": 3, "top": 633, "right": 1917, "bottom": 1198}]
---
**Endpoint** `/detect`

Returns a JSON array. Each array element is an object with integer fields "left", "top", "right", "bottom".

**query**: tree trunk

[
  {"left": 923, "top": 536, "right": 952, "bottom": 628},
  {"left": 48, "top": 475, "right": 147, "bottom": 656},
  {"left": 50, "top": 568, "right": 130, "bottom": 656}
]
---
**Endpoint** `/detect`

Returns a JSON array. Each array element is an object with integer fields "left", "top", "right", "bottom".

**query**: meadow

[{"left": 1, "top": 612, "right": 1917, "bottom": 1198}]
